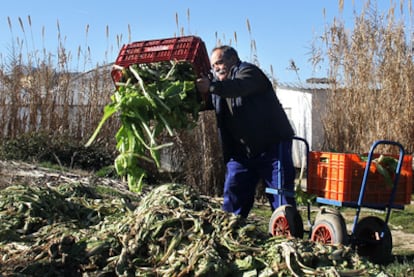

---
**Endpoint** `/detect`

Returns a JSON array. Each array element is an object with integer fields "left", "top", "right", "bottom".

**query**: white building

[{"left": 276, "top": 81, "right": 330, "bottom": 168}]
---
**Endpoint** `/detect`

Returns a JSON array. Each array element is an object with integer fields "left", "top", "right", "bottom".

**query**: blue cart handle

[{"left": 352, "top": 140, "right": 406, "bottom": 234}]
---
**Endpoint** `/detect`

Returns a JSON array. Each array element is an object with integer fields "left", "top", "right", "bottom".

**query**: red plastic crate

[
  {"left": 307, "top": 151, "right": 413, "bottom": 205},
  {"left": 111, "top": 35, "right": 211, "bottom": 84}
]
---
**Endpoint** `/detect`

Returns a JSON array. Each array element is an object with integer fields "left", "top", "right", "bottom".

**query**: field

[{"left": 1, "top": 160, "right": 414, "bottom": 276}]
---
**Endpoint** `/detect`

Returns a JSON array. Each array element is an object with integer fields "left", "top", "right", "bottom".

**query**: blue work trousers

[{"left": 222, "top": 140, "right": 296, "bottom": 218}]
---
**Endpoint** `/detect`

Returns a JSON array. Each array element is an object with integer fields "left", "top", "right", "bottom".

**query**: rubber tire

[
  {"left": 353, "top": 216, "right": 392, "bottom": 264},
  {"left": 311, "top": 208, "right": 348, "bottom": 245},
  {"left": 268, "top": 204, "right": 304, "bottom": 239},
  {"left": 314, "top": 207, "right": 343, "bottom": 221}
]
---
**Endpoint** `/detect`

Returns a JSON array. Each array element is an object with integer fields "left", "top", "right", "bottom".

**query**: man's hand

[{"left": 196, "top": 75, "right": 211, "bottom": 95}]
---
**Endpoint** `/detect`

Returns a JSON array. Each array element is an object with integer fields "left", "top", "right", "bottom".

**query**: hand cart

[{"left": 266, "top": 136, "right": 413, "bottom": 264}]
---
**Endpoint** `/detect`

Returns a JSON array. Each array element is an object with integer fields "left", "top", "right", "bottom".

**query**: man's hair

[{"left": 212, "top": 45, "right": 240, "bottom": 63}]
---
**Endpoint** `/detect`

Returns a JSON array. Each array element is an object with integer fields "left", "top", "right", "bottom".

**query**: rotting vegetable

[
  {"left": 85, "top": 61, "right": 203, "bottom": 192},
  {"left": 0, "top": 182, "right": 388, "bottom": 276}
]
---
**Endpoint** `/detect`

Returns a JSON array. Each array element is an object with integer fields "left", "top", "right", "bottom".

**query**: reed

[
  {"left": 315, "top": 0, "right": 414, "bottom": 154},
  {"left": 0, "top": 16, "right": 116, "bottom": 145}
]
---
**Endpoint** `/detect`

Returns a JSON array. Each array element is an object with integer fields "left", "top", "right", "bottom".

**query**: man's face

[{"left": 211, "top": 49, "right": 233, "bottom": 81}]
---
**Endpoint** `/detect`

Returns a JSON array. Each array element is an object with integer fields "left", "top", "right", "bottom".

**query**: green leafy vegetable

[
  {"left": 86, "top": 61, "right": 202, "bottom": 192},
  {"left": 373, "top": 155, "right": 398, "bottom": 187},
  {"left": 361, "top": 154, "right": 399, "bottom": 187}
]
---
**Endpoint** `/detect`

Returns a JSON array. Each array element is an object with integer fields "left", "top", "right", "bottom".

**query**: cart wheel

[
  {"left": 311, "top": 208, "right": 348, "bottom": 245},
  {"left": 268, "top": 205, "right": 304, "bottom": 238},
  {"left": 353, "top": 216, "right": 392, "bottom": 264}
]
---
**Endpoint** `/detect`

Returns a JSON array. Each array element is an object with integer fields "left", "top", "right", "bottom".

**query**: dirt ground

[
  {"left": 391, "top": 230, "right": 414, "bottom": 255},
  {"left": 334, "top": 207, "right": 414, "bottom": 256},
  {"left": 1, "top": 159, "right": 414, "bottom": 256}
]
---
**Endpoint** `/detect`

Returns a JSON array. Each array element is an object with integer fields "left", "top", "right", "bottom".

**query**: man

[{"left": 196, "top": 45, "right": 296, "bottom": 218}]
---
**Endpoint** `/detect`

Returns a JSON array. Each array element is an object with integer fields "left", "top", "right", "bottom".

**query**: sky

[{"left": 0, "top": 0, "right": 411, "bottom": 84}]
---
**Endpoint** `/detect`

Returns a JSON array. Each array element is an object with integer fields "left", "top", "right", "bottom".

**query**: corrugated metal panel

[{"left": 277, "top": 81, "right": 331, "bottom": 91}]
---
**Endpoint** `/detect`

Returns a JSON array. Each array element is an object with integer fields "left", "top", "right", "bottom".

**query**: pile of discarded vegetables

[{"left": 0, "top": 181, "right": 387, "bottom": 276}]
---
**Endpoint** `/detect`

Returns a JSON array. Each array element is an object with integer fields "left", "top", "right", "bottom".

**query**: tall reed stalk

[
  {"left": 0, "top": 16, "right": 117, "bottom": 144},
  {"left": 316, "top": 0, "right": 414, "bottom": 154}
]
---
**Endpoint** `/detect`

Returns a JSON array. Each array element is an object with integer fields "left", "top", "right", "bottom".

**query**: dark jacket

[{"left": 207, "top": 61, "right": 294, "bottom": 162}]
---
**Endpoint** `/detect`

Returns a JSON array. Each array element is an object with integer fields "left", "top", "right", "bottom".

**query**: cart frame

[{"left": 266, "top": 136, "right": 410, "bottom": 264}]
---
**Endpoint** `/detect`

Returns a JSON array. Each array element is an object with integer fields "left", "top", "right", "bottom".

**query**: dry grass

[
  {"left": 316, "top": 0, "right": 414, "bottom": 154},
  {"left": 0, "top": 16, "right": 116, "bottom": 145}
]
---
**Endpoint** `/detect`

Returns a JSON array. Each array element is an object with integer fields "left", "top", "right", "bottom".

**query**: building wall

[{"left": 276, "top": 86, "right": 328, "bottom": 168}]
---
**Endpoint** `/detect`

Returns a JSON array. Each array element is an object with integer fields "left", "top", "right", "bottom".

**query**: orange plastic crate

[
  {"left": 111, "top": 35, "right": 211, "bottom": 84},
  {"left": 307, "top": 151, "right": 413, "bottom": 205}
]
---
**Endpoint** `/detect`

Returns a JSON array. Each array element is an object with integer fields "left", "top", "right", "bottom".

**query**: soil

[
  {"left": 342, "top": 210, "right": 414, "bottom": 256},
  {"left": 1, "top": 159, "right": 414, "bottom": 256}
]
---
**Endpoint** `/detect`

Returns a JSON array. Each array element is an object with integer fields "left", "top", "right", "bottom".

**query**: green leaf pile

[
  {"left": 86, "top": 61, "right": 203, "bottom": 192},
  {"left": 0, "top": 182, "right": 387, "bottom": 276}
]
